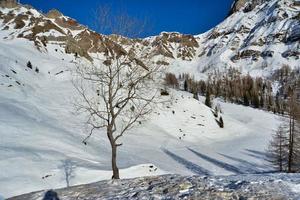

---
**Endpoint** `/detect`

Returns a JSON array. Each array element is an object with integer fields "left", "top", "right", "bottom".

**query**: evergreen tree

[
  {"left": 193, "top": 92, "right": 198, "bottom": 100},
  {"left": 243, "top": 93, "right": 249, "bottom": 106},
  {"left": 219, "top": 116, "right": 224, "bottom": 128},
  {"left": 267, "top": 124, "right": 288, "bottom": 172},
  {"left": 260, "top": 93, "right": 264, "bottom": 108},
  {"left": 205, "top": 87, "right": 212, "bottom": 108},
  {"left": 184, "top": 79, "right": 188, "bottom": 91},
  {"left": 27, "top": 61, "right": 32, "bottom": 69},
  {"left": 252, "top": 93, "right": 260, "bottom": 108}
]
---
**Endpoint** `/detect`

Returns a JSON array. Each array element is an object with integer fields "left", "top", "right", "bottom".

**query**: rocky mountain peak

[
  {"left": 46, "top": 9, "right": 63, "bottom": 19},
  {"left": 229, "top": 0, "right": 267, "bottom": 14},
  {"left": 0, "top": 0, "right": 18, "bottom": 8}
]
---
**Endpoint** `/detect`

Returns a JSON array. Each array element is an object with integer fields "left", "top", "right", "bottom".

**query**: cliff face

[{"left": 229, "top": 0, "right": 267, "bottom": 14}]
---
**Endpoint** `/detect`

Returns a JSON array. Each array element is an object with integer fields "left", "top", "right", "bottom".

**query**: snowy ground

[
  {"left": 0, "top": 38, "right": 281, "bottom": 198},
  {"left": 8, "top": 173, "right": 300, "bottom": 200}
]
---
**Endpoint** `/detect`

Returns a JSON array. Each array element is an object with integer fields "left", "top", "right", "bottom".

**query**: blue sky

[{"left": 21, "top": 0, "right": 233, "bottom": 37}]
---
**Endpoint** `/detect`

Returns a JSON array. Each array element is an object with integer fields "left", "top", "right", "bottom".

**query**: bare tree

[
  {"left": 268, "top": 88, "right": 300, "bottom": 173},
  {"left": 73, "top": 54, "right": 159, "bottom": 179},
  {"left": 164, "top": 73, "right": 179, "bottom": 89},
  {"left": 61, "top": 159, "right": 76, "bottom": 187},
  {"left": 267, "top": 124, "right": 289, "bottom": 172},
  {"left": 287, "top": 91, "right": 300, "bottom": 172},
  {"left": 93, "top": 4, "right": 150, "bottom": 38}
]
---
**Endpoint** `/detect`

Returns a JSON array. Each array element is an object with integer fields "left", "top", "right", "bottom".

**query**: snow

[
  {"left": 0, "top": 37, "right": 281, "bottom": 198},
  {"left": 9, "top": 174, "right": 300, "bottom": 199},
  {"left": 289, "top": 183, "right": 300, "bottom": 194},
  {"left": 191, "top": 0, "right": 300, "bottom": 78},
  {"left": 0, "top": 1, "right": 294, "bottom": 199}
]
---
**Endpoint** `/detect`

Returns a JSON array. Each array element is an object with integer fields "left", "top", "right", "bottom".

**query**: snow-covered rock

[{"left": 8, "top": 174, "right": 300, "bottom": 200}]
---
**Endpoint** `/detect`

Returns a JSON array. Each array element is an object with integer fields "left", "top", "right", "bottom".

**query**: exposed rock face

[
  {"left": 0, "top": 4, "right": 200, "bottom": 63},
  {"left": 286, "top": 22, "right": 300, "bottom": 43},
  {"left": 229, "top": 0, "right": 267, "bottom": 14},
  {"left": 0, "top": 0, "right": 18, "bottom": 8},
  {"left": 45, "top": 9, "right": 63, "bottom": 19}
]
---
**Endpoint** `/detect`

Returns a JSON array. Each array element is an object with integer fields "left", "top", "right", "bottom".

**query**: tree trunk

[
  {"left": 288, "top": 109, "right": 295, "bottom": 173},
  {"left": 107, "top": 125, "right": 120, "bottom": 179},
  {"left": 288, "top": 114, "right": 293, "bottom": 173},
  {"left": 279, "top": 140, "right": 282, "bottom": 172},
  {"left": 111, "top": 144, "right": 120, "bottom": 179}
]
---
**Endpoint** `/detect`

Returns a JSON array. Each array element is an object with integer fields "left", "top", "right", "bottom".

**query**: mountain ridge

[{"left": 0, "top": 0, "right": 299, "bottom": 78}]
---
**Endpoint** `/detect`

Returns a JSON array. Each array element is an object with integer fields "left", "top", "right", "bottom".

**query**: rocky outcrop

[
  {"left": 149, "top": 32, "right": 199, "bottom": 60},
  {"left": 0, "top": 0, "right": 18, "bottom": 8},
  {"left": 45, "top": 9, "right": 63, "bottom": 19},
  {"left": 231, "top": 49, "right": 261, "bottom": 62},
  {"left": 8, "top": 174, "right": 300, "bottom": 200},
  {"left": 286, "top": 22, "right": 300, "bottom": 43},
  {"left": 229, "top": 0, "right": 267, "bottom": 14},
  {"left": 282, "top": 50, "right": 300, "bottom": 59}
]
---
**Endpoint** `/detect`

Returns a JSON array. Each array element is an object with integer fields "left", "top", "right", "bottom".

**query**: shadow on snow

[{"left": 162, "top": 148, "right": 211, "bottom": 176}]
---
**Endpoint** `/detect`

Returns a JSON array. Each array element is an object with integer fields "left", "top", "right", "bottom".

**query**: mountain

[
  {"left": 198, "top": 0, "right": 300, "bottom": 76},
  {"left": 0, "top": 0, "right": 299, "bottom": 198},
  {"left": 0, "top": 0, "right": 299, "bottom": 78}
]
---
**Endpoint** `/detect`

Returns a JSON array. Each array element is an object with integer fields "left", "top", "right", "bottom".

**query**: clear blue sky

[{"left": 21, "top": 0, "right": 233, "bottom": 37}]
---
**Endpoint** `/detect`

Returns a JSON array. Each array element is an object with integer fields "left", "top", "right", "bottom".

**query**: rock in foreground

[{"left": 8, "top": 174, "right": 300, "bottom": 200}]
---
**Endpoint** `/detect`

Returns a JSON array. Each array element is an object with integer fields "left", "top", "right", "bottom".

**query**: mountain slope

[
  {"left": 0, "top": 37, "right": 280, "bottom": 196},
  {"left": 0, "top": 0, "right": 296, "bottom": 198},
  {"left": 0, "top": 0, "right": 299, "bottom": 78},
  {"left": 196, "top": 0, "right": 300, "bottom": 77}
]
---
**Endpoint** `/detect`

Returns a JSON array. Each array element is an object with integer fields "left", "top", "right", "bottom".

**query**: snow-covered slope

[
  {"left": 0, "top": 0, "right": 293, "bottom": 198},
  {"left": 0, "top": 37, "right": 281, "bottom": 198},
  {"left": 195, "top": 0, "right": 300, "bottom": 77}
]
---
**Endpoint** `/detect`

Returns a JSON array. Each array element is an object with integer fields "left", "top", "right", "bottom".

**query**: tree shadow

[
  {"left": 162, "top": 148, "right": 211, "bottom": 175},
  {"left": 244, "top": 149, "right": 271, "bottom": 160},
  {"left": 218, "top": 153, "right": 266, "bottom": 174},
  {"left": 59, "top": 159, "right": 77, "bottom": 188},
  {"left": 187, "top": 148, "right": 242, "bottom": 174}
]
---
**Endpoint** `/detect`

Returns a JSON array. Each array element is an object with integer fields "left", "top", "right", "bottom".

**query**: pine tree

[
  {"left": 205, "top": 87, "right": 212, "bottom": 108},
  {"left": 184, "top": 79, "right": 188, "bottom": 91},
  {"left": 193, "top": 92, "right": 198, "bottom": 100},
  {"left": 260, "top": 93, "right": 264, "bottom": 108},
  {"left": 287, "top": 92, "right": 300, "bottom": 172},
  {"left": 267, "top": 124, "right": 288, "bottom": 172},
  {"left": 26, "top": 61, "right": 32, "bottom": 69},
  {"left": 219, "top": 116, "right": 224, "bottom": 128},
  {"left": 243, "top": 93, "right": 249, "bottom": 106},
  {"left": 252, "top": 92, "right": 260, "bottom": 108}
]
